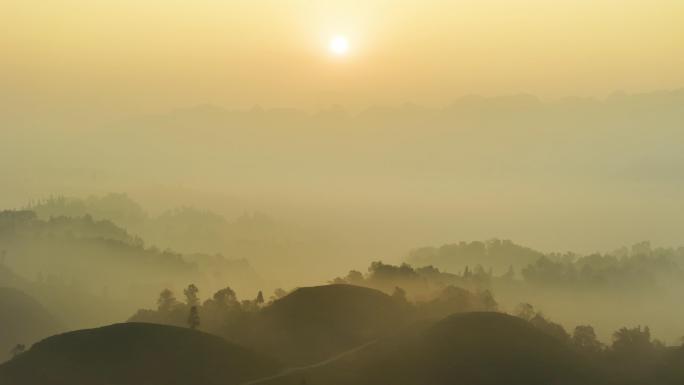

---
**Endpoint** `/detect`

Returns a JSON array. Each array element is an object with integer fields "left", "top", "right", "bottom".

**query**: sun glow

[{"left": 328, "top": 35, "right": 350, "bottom": 56}]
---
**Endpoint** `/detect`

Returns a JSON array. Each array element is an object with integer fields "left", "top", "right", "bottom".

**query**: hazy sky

[{"left": 2, "top": 0, "right": 683, "bottom": 114}]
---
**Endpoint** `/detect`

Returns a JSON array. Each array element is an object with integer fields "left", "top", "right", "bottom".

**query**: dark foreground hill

[
  {"left": 238, "top": 284, "right": 410, "bottom": 365},
  {"left": 368, "top": 311, "right": 592, "bottom": 385},
  {"left": 268, "top": 312, "right": 595, "bottom": 385},
  {"left": 0, "top": 287, "right": 64, "bottom": 362},
  {"left": 0, "top": 322, "right": 279, "bottom": 385}
]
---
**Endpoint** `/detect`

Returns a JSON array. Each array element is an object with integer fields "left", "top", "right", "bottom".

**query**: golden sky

[{"left": 2, "top": 0, "right": 683, "bottom": 112}]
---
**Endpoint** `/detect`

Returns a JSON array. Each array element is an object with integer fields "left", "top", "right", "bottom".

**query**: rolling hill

[
  {"left": 0, "top": 322, "right": 279, "bottom": 385},
  {"left": 267, "top": 312, "right": 595, "bottom": 385},
  {"left": 239, "top": 284, "right": 410, "bottom": 366}
]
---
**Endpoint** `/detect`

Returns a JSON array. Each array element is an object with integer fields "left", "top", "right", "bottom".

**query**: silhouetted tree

[
  {"left": 514, "top": 302, "right": 536, "bottom": 321},
  {"left": 255, "top": 290, "right": 264, "bottom": 305},
  {"left": 607, "top": 325, "right": 663, "bottom": 382},
  {"left": 211, "top": 286, "right": 239, "bottom": 308},
  {"left": 271, "top": 288, "right": 287, "bottom": 301},
  {"left": 345, "top": 270, "right": 364, "bottom": 284},
  {"left": 529, "top": 313, "right": 570, "bottom": 342},
  {"left": 477, "top": 290, "right": 498, "bottom": 310},
  {"left": 187, "top": 305, "right": 200, "bottom": 329},
  {"left": 240, "top": 299, "right": 259, "bottom": 312},
  {"left": 184, "top": 284, "right": 200, "bottom": 307},
  {"left": 612, "top": 326, "right": 653, "bottom": 354},
  {"left": 572, "top": 325, "right": 603, "bottom": 353},
  {"left": 157, "top": 289, "right": 178, "bottom": 312},
  {"left": 391, "top": 286, "right": 408, "bottom": 303}
]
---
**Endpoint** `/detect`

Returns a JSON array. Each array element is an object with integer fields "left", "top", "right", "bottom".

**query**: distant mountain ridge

[{"left": 0, "top": 208, "right": 262, "bottom": 329}]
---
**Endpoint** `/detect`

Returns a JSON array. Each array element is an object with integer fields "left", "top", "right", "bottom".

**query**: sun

[{"left": 328, "top": 35, "right": 350, "bottom": 56}]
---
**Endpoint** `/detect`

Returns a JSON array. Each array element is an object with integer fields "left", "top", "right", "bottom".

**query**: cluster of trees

[
  {"left": 408, "top": 239, "right": 543, "bottom": 275},
  {"left": 514, "top": 299, "right": 682, "bottom": 354},
  {"left": 513, "top": 302, "right": 683, "bottom": 383},
  {"left": 408, "top": 239, "right": 684, "bottom": 291},
  {"left": 521, "top": 242, "right": 683, "bottom": 290},
  {"left": 129, "top": 284, "right": 278, "bottom": 339},
  {"left": 332, "top": 261, "right": 496, "bottom": 301},
  {"left": 418, "top": 285, "right": 498, "bottom": 320},
  {"left": 331, "top": 262, "right": 498, "bottom": 319},
  {"left": 26, "top": 194, "right": 147, "bottom": 229}
]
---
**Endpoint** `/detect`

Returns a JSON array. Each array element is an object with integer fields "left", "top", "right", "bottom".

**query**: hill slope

[
  {"left": 268, "top": 312, "right": 594, "bottom": 385},
  {"left": 0, "top": 287, "right": 64, "bottom": 362},
  {"left": 240, "top": 284, "right": 410, "bottom": 365},
  {"left": 0, "top": 322, "right": 279, "bottom": 385},
  {"left": 373, "top": 311, "right": 590, "bottom": 385}
]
